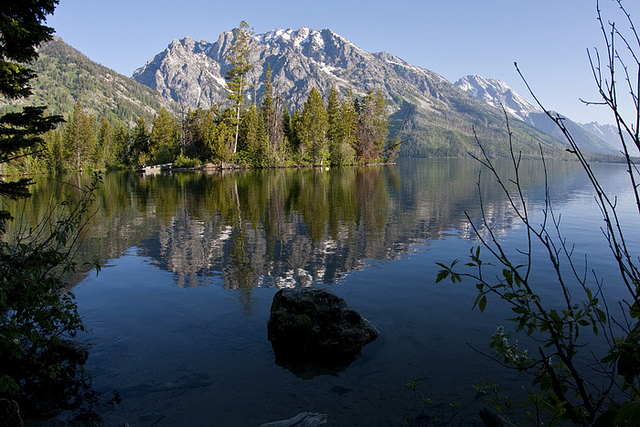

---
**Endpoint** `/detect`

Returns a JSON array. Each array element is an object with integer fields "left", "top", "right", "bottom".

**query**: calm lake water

[{"left": 8, "top": 158, "right": 638, "bottom": 425}]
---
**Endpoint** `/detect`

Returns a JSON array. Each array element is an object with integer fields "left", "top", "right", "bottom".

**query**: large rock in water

[{"left": 267, "top": 288, "right": 379, "bottom": 361}]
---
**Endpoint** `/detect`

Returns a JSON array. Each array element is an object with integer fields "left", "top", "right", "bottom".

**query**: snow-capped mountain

[
  {"left": 455, "top": 74, "right": 618, "bottom": 155},
  {"left": 132, "top": 26, "right": 616, "bottom": 158},
  {"left": 454, "top": 75, "right": 538, "bottom": 123},
  {"left": 133, "top": 27, "right": 448, "bottom": 113},
  {"left": 578, "top": 121, "right": 628, "bottom": 153}
]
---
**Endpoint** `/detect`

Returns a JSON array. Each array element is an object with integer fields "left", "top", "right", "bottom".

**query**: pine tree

[
  {"left": 239, "top": 104, "right": 267, "bottom": 165},
  {"left": 355, "top": 90, "right": 389, "bottom": 163},
  {"left": 0, "top": 0, "right": 62, "bottom": 230},
  {"left": 282, "top": 106, "right": 297, "bottom": 156},
  {"left": 63, "top": 100, "right": 96, "bottom": 170},
  {"left": 44, "top": 128, "right": 64, "bottom": 171},
  {"left": 112, "top": 121, "right": 131, "bottom": 167},
  {"left": 384, "top": 135, "right": 402, "bottom": 162},
  {"left": 131, "top": 116, "right": 150, "bottom": 165},
  {"left": 260, "top": 64, "right": 284, "bottom": 164},
  {"left": 326, "top": 85, "right": 356, "bottom": 165},
  {"left": 297, "top": 87, "right": 328, "bottom": 165},
  {"left": 96, "top": 117, "right": 113, "bottom": 168},
  {"left": 225, "top": 20, "right": 254, "bottom": 155},
  {"left": 209, "top": 108, "right": 235, "bottom": 162},
  {"left": 199, "top": 108, "right": 217, "bottom": 161},
  {"left": 341, "top": 93, "right": 358, "bottom": 163},
  {"left": 150, "top": 107, "right": 179, "bottom": 164},
  {"left": 183, "top": 108, "right": 216, "bottom": 160}
]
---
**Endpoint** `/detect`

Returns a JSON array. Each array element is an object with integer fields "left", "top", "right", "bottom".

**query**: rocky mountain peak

[
  {"left": 455, "top": 74, "right": 538, "bottom": 123},
  {"left": 259, "top": 27, "right": 330, "bottom": 48},
  {"left": 131, "top": 25, "right": 444, "bottom": 112}
]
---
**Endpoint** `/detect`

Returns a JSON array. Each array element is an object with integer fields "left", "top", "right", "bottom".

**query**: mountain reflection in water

[{"left": 2, "top": 158, "right": 600, "bottom": 293}]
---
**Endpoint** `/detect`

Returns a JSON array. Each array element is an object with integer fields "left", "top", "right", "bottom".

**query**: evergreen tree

[
  {"left": 0, "top": 0, "right": 62, "bottom": 230},
  {"left": 199, "top": 108, "right": 218, "bottom": 161},
  {"left": 150, "top": 107, "right": 179, "bottom": 164},
  {"left": 225, "top": 20, "right": 254, "bottom": 155},
  {"left": 260, "top": 64, "right": 284, "bottom": 164},
  {"left": 282, "top": 106, "right": 297, "bottom": 156},
  {"left": 112, "top": 121, "right": 131, "bottom": 167},
  {"left": 296, "top": 87, "right": 328, "bottom": 165},
  {"left": 131, "top": 115, "right": 150, "bottom": 165},
  {"left": 183, "top": 107, "right": 216, "bottom": 160},
  {"left": 63, "top": 100, "right": 96, "bottom": 170},
  {"left": 209, "top": 108, "right": 235, "bottom": 162},
  {"left": 326, "top": 85, "right": 355, "bottom": 165},
  {"left": 44, "top": 128, "right": 64, "bottom": 171},
  {"left": 239, "top": 104, "right": 267, "bottom": 162},
  {"left": 355, "top": 90, "right": 389, "bottom": 163},
  {"left": 96, "top": 117, "right": 113, "bottom": 168},
  {"left": 384, "top": 135, "right": 402, "bottom": 162},
  {"left": 340, "top": 94, "right": 358, "bottom": 163},
  {"left": 326, "top": 85, "right": 341, "bottom": 145}
]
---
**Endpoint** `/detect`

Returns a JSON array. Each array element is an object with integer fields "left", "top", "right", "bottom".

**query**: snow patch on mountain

[
  {"left": 259, "top": 27, "right": 321, "bottom": 48},
  {"left": 455, "top": 75, "right": 539, "bottom": 123}
]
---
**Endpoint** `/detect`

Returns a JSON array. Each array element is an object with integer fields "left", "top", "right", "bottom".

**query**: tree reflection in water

[{"left": 2, "top": 159, "right": 595, "bottom": 302}]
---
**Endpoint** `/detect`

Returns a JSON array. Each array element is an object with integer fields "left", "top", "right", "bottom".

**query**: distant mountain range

[
  {"left": 454, "top": 75, "right": 619, "bottom": 155},
  {"left": 2, "top": 27, "right": 624, "bottom": 159},
  {"left": 577, "top": 121, "right": 626, "bottom": 152}
]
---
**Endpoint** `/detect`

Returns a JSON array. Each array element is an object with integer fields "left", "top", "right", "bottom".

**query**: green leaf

[
  {"left": 614, "top": 400, "right": 640, "bottom": 426},
  {"left": 601, "top": 353, "right": 618, "bottom": 364},
  {"left": 478, "top": 295, "right": 487, "bottom": 313},
  {"left": 435, "top": 270, "right": 449, "bottom": 283}
]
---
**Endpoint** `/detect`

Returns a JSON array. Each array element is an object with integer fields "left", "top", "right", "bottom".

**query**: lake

[{"left": 8, "top": 158, "right": 638, "bottom": 425}]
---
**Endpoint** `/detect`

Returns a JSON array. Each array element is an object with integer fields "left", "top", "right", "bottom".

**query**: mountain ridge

[{"left": 454, "top": 74, "right": 618, "bottom": 155}]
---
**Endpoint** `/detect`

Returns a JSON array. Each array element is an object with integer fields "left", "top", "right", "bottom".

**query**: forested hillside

[{"left": 2, "top": 37, "right": 176, "bottom": 125}]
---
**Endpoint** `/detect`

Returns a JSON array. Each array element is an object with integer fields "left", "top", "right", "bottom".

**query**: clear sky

[{"left": 47, "top": 0, "right": 640, "bottom": 126}]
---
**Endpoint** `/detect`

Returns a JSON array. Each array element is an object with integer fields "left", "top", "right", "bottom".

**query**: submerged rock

[
  {"left": 259, "top": 412, "right": 327, "bottom": 427},
  {"left": 267, "top": 288, "right": 379, "bottom": 361}
]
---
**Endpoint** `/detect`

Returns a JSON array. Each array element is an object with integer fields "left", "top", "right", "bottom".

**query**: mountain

[
  {"left": 454, "top": 75, "right": 538, "bottom": 123},
  {"left": 133, "top": 27, "right": 571, "bottom": 158},
  {"left": 455, "top": 75, "right": 617, "bottom": 155},
  {"left": 578, "top": 121, "right": 630, "bottom": 153},
  {"left": 0, "top": 37, "right": 176, "bottom": 125}
]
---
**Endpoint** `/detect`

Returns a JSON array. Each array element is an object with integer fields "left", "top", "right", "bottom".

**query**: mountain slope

[
  {"left": 133, "top": 27, "right": 570, "bottom": 158},
  {"left": 455, "top": 75, "right": 617, "bottom": 155},
  {"left": 1, "top": 37, "right": 177, "bottom": 124}
]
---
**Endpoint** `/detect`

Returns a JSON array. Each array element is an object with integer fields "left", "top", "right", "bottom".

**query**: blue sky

[{"left": 47, "top": 0, "right": 640, "bottom": 125}]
